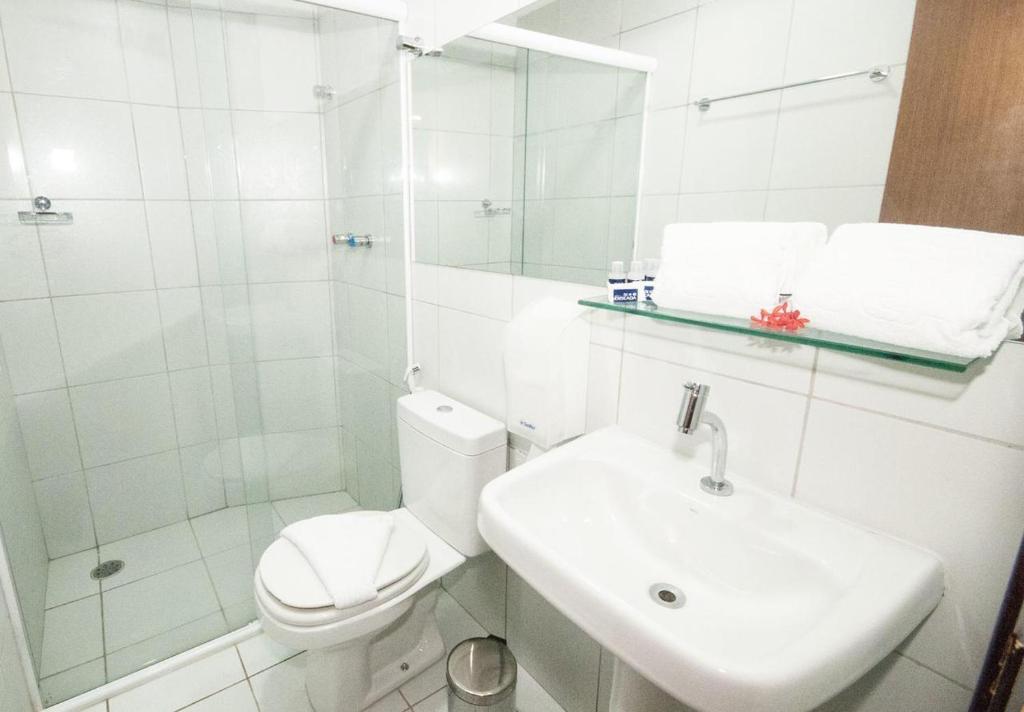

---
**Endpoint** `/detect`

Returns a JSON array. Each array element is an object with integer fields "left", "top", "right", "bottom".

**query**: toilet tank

[{"left": 397, "top": 391, "right": 507, "bottom": 557}]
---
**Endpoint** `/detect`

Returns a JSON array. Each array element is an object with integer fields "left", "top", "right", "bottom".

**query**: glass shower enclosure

[{"left": 0, "top": 0, "right": 407, "bottom": 705}]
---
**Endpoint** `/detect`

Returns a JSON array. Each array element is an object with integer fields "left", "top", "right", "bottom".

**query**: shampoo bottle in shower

[{"left": 607, "top": 260, "right": 629, "bottom": 303}]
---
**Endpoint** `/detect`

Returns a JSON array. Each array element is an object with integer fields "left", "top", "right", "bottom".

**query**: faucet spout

[{"left": 676, "top": 382, "right": 733, "bottom": 497}]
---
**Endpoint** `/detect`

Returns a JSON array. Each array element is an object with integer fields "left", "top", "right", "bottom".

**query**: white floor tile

[
  {"left": 109, "top": 648, "right": 245, "bottom": 712},
  {"left": 182, "top": 681, "right": 259, "bottom": 711},
  {"left": 41, "top": 596, "right": 103, "bottom": 676},
  {"left": 516, "top": 666, "right": 566, "bottom": 712},
  {"left": 190, "top": 506, "right": 251, "bottom": 557},
  {"left": 366, "top": 690, "right": 409, "bottom": 712},
  {"left": 105, "top": 612, "right": 229, "bottom": 681},
  {"left": 411, "top": 688, "right": 445, "bottom": 712},
  {"left": 434, "top": 591, "right": 487, "bottom": 652},
  {"left": 250, "top": 654, "right": 314, "bottom": 712},
  {"left": 206, "top": 545, "right": 256, "bottom": 609},
  {"left": 99, "top": 522, "right": 201, "bottom": 590},
  {"left": 103, "top": 560, "right": 220, "bottom": 652},
  {"left": 272, "top": 491, "right": 359, "bottom": 524},
  {"left": 237, "top": 633, "right": 300, "bottom": 677},
  {"left": 399, "top": 659, "right": 446, "bottom": 707},
  {"left": 46, "top": 549, "right": 99, "bottom": 609},
  {"left": 39, "top": 658, "right": 106, "bottom": 707}
]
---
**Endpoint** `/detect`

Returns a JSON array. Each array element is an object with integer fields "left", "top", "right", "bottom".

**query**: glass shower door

[{"left": 0, "top": 0, "right": 406, "bottom": 705}]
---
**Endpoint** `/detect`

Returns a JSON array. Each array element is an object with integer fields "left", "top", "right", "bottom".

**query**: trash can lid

[{"left": 446, "top": 637, "right": 518, "bottom": 706}]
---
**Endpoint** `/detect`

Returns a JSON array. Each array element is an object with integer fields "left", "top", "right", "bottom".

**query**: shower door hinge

[{"left": 396, "top": 35, "right": 442, "bottom": 57}]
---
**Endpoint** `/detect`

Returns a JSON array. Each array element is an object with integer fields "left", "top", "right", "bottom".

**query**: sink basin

[{"left": 478, "top": 426, "right": 944, "bottom": 712}]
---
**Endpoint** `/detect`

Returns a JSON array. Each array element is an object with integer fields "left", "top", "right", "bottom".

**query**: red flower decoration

[{"left": 750, "top": 302, "right": 810, "bottom": 332}]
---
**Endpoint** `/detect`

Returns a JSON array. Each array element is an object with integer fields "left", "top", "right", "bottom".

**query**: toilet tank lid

[{"left": 398, "top": 391, "right": 505, "bottom": 456}]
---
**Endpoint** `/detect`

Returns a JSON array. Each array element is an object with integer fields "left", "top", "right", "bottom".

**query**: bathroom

[{"left": 0, "top": 0, "right": 1022, "bottom": 711}]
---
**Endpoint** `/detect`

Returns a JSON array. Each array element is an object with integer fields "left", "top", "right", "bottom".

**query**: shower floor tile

[
  {"left": 39, "top": 490, "right": 362, "bottom": 705},
  {"left": 45, "top": 549, "right": 99, "bottom": 609}
]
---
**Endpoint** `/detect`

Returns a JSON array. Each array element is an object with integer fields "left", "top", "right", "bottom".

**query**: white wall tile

[
  {"left": 250, "top": 281, "right": 332, "bottom": 360},
  {"left": 623, "top": 315, "right": 816, "bottom": 393},
  {"left": 618, "top": 352, "right": 807, "bottom": 494},
  {"left": 688, "top": 0, "right": 793, "bottom": 101},
  {"left": 437, "top": 266, "right": 513, "bottom": 320},
  {"left": 265, "top": 427, "right": 342, "bottom": 499},
  {"left": 585, "top": 344, "right": 620, "bottom": 432},
  {"left": 333, "top": 92, "right": 385, "bottom": 197},
  {"left": 438, "top": 307, "right": 507, "bottom": 421},
  {"left": 620, "top": 0, "right": 699, "bottom": 33},
  {"left": 169, "top": 367, "right": 217, "bottom": 446},
  {"left": 85, "top": 450, "right": 188, "bottom": 544},
  {"left": 118, "top": 0, "right": 178, "bottom": 106},
  {"left": 676, "top": 190, "right": 767, "bottom": 222},
  {"left": 770, "top": 66, "right": 905, "bottom": 189},
  {"left": 618, "top": 11, "right": 696, "bottom": 110},
  {"left": 16, "top": 389, "right": 80, "bottom": 479},
  {"left": 179, "top": 441, "right": 226, "bottom": 517},
  {"left": 39, "top": 201, "right": 154, "bottom": 295},
  {"left": 190, "top": 9, "right": 231, "bottom": 110},
  {"left": 179, "top": 110, "right": 239, "bottom": 200},
  {"left": 412, "top": 300, "right": 440, "bottom": 390},
  {"left": 33, "top": 472, "right": 95, "bottom": 558},
  {"left": 814, "top": 343, "right": 1024, "bottom": 449},
  {"left": 257, "top": 357, "right": 336, "bottom": 433},
  {"left": 240, "top": 200, "right": 328, "bottom": 282},
  {"left": 764, "top": 186, "right": 883, "bottom": 231},
  {"left": 635, "top": 193, "right": 678, "bottom": 257},
  {"left": 639, "top": 107, "right": 686, "bottom": 195},
  {"left": 784, "top": 0, "right": 916, "bottom": 83},
  {"left": 53, "top": 292, "right": 166, "bottom": 386},
  {"left": 507, "top": 570, "right": 601, "bottom": 712},
  {"left": 167, "top": 7, "right": 202, "bottom": 107},
  {"left": 335, "top": 283, "right": 389, "bottom": 377},
  {"left": 796, "top": 400, "right": 1024, "bottom": 687},
  {"left": 679, "top": 92, "right": 780, "bottom": 194},
  {"left": 224, "top": 12, "right": 318, "bottom": 112},
  {"left": 70, "top": 373, "right": 177, "bottom": 467},
  {"left": 433, "top": 131, "right": 491, "bottom": 201},
  {"left": 193, "top": 201, "right": 246, "bottom": 284},
  {"left": 133, "top": 104, "right": 189, "bottom": 200},
  {"left": 0, "top": 299, "right": 65, "bottom": 393},
  {"left": 817, "top": 653, "right": 971, "bottom": 712},
  {"left": 0, "top": 205, "right": 47, "bottom": 301},
  {"left": 0, "top": 96, "right": 28, "bottom": 198},
  {"left": 233, "top": 111, "right": 324, "bottom": 199},
  {"left": 159, "top": 288, "right": 208, "bottom": 371},
  {"left": 17, "top": 95, "right": 141, "bottom": 199},
  {"left": 148, "top": 201, "right": 200, "bottom": 289},
  {"left": 1, "top": 0, "right": 128, "bottom": 100}
]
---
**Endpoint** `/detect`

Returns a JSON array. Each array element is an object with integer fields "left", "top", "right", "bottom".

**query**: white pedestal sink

[{"left": 478, "top": 426, "right": 944, "bottom": 712}]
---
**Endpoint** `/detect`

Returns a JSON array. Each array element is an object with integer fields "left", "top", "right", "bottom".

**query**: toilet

[{"left": 254, "top": 390, "right": 507, "bottom": 712}]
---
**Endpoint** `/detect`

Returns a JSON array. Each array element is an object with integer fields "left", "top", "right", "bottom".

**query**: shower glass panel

[{"left": 0, "top": 0, "right": 405, "bottom": 705}]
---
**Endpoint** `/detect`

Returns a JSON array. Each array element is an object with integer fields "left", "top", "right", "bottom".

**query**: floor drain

[
  {"left": 649, "top": 583, "right": 685, "bottom": 609},
  {"left": 91, "top": 560, "right": 125, "bottom": 580}
]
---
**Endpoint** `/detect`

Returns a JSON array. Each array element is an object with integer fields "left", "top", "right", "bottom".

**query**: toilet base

[{"left": 305, "top": 586, "right": 446, "bottom": 712}]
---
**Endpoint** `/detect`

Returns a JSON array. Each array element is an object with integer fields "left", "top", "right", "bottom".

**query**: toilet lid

[{"left": 258, "top": 511, "right": 428, "bottom": 610}]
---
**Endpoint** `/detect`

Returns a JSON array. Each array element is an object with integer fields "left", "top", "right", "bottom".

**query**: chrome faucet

[{"left": 676, "top": 382, "right": 733, "bottom": 497}]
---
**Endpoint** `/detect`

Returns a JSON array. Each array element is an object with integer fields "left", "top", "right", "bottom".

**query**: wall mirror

[{"left": 411, "top": 34, "right": 648, "bottom": 286}]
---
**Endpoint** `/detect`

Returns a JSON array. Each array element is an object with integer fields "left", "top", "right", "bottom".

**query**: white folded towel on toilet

[
  {"left": 794, "top": 223, "right": 1024, "bottom": 358},
  {"left": 652, "top": 222, "right": 828, "bottom": 319},
  {"left": 281, "top": 512, "right": 395, "bottom": 609}
]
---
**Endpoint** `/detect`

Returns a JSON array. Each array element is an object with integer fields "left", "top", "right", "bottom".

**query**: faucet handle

[{"left": 677, "top": 382, "right": 710, "bottom": 434}]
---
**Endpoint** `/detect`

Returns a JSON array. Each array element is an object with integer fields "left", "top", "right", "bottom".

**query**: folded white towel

[
  {"left": 652, "top": 222, "right": 828, "bottom": 319},
  {"left": 794, "top": 223, "right": 1024, "bottom": 358},
  {"left": 281, "top": 512, "right": 395, "bottom": 610}
]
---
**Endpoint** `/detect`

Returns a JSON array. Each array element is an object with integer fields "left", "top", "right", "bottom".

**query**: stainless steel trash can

[{"left": 446, "top": 637, "right": 517, "bottom": 711}]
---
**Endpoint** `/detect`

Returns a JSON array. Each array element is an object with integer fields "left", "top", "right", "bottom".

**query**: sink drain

[
  {"left": 649, "top": 583, "right": 685, "bottom": 609},
  {"left": 91, "top": 560, "right": 125, "bottom": 580}
]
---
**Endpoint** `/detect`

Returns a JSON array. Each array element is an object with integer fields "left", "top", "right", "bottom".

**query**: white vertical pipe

[{"left": 397, "top": 22, "right": 419, "bottom": 389}]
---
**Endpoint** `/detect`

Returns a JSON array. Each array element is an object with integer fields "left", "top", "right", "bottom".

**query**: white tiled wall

[{"left": 418, "top": 264, "right": 1019, "bottom": 711}]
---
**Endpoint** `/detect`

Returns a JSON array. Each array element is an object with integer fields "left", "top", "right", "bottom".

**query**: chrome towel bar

[
  {"left": 332, "top": 233, "right": 374, "bottom": 247},
  {"left": 693, "top": 65, "right": 891, "bottom": 111}
]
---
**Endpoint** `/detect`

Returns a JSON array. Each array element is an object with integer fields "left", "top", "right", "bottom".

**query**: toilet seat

[{"left": 257, "top": 511, "right": 429, "bottom": 627}]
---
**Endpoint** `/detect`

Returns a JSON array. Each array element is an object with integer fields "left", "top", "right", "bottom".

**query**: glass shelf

[{"left": 578, "top": 296, "right": 977, "bottom": 373}]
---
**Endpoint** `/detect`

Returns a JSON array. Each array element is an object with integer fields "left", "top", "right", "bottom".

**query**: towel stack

[{"left": 651, "top": 220, "right": 1024, "bottom": 359}]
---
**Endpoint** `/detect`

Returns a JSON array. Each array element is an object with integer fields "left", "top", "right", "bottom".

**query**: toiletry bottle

[
  {"left": 627, "top": 260, "right": 644, "bottom": 303},
  {"left": 607, "top": 261, "right": 627, "bottom": 303},
  {"left": 643, "top": 258, "right": 659, "bottom": 302}
]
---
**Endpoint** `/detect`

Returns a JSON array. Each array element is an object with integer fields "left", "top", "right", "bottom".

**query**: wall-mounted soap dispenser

[{"left": 503, "top": 298, "right": 590, "bottom": 454}]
